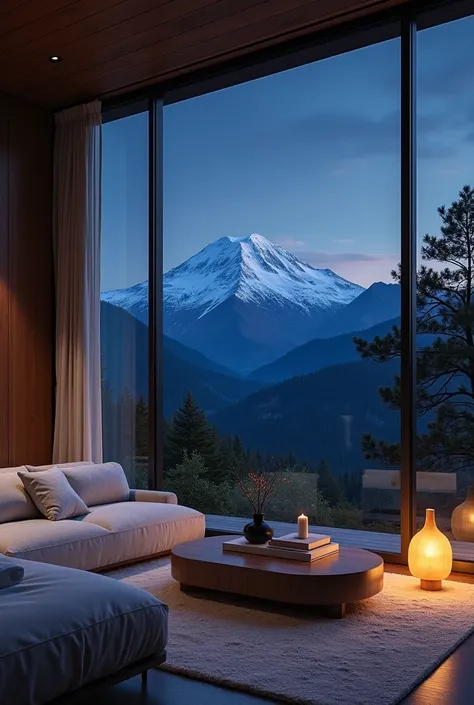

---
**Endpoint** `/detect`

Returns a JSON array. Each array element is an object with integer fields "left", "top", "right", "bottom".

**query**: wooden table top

[{"left": 172, "top": 535, "right": 383, "bottom": 577}]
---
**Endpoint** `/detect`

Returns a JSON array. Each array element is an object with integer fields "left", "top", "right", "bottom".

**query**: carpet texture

[{"left": 108, "top": 560, "right": 474, "bottom": 705}]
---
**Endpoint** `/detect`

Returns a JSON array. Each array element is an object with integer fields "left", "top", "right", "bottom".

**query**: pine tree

[
  {"left": 135, "top": 397, "right": 148, "bottom": 458},
  {"left": 232, "top": 435, "right": 246, "bottom": 460},
  {"left": 164, "top": 451, "right": 232, "bottom": 515},
  {"left": 217, "top": 434, "right": 248, "bottom": 475},
  {"left": 355, "top": 185, "right": 474, "bottom": 472},
  {"left": 316, "top": 460, "right": 344, "bottom": 506},
  {"left": 101, "top": 366, "right": 115, "bottom": 463},
  {"left": 165, "top": 392, "right": 224, "bottom": 483}
]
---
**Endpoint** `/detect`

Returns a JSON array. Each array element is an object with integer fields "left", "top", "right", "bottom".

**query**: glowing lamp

[
  {"left": 408, "top": 508, "right": 452, "bottom": 591},
  {"left": 451, "top": 486, "right": 474, "bottom": 542}
]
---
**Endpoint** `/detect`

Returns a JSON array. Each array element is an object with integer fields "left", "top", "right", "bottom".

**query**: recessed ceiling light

[{"left": 49, "top": 55, "right": 61, "bottom": 63}]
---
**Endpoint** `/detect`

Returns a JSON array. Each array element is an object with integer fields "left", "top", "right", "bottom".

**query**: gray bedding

[{"left": 0, "top": 557, "right": 168, "bottom": 705}]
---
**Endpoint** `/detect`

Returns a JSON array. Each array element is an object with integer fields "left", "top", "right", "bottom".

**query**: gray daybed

[{"left": 0, "top": 555, "right": 168, "bottom": 705}]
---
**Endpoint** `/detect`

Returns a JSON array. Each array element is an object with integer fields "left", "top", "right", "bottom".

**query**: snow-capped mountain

[
  {"left": 164, "top": 233, "right": 362, "bottom": 320},
  {"left": 102, "top": 234, "right": 364, "bottom": 373}
]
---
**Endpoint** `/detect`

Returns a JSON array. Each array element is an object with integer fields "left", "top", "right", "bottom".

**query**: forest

[{"left": 103, "top": 387, "right": 393, "bottom": 533}]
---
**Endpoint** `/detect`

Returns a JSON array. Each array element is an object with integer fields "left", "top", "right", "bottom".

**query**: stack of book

[{"left": 223, "top": 532, "right": 339, "bottom": 563}]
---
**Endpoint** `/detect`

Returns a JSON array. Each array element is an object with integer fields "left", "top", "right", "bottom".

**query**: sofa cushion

[
  {"left": 82, "top": 502, "right": 205, "bottom": 565},
  {"left": 61, "top": 462, "right": 130, "bottom": 507},
  {"left": 0, "top": 556, "right": 167, "bottom": 705},
  {"left": 19, "top": 468, "right": 90, "bottom": 521},
  {"left": 0, "top": 466, "right": 26, "bottom": 475},
  {"left": 0, "top": 553, "right": 24, "bottom": 589},
  {"left": 0, "top": 473, "right": 41, "bottom": 524},
  {"left": 0, "top": 519, "right": 111, "bottom": 570},
  {"left": 0, "top": 501, "right": 205, "bottom": 572}
]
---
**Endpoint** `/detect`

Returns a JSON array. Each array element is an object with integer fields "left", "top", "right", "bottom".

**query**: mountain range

[
  {"left": 101, "top": 299, "right": 403, "bottom": 473},
  {"left": 101, "top": 232, "right": 404, "bottom": 469},
  {"left": 250, "top": 316, "right": 400, "bottom": 384}
]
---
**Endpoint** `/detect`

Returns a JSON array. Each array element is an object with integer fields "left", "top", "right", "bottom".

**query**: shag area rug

[{"left": 108, "top": 560, "right": 474, "bottom": 705}]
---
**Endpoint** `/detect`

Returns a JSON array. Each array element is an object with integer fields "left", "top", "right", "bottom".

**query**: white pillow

[
  {"left": 18, "top": 468, "right": 90, "bottom": 521},
  {"left": 61, "top": 462, "right": 130, "bottom": 507}
]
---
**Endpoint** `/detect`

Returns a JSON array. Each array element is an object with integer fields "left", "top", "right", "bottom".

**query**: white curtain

[{"left": 53, "top": 100, "right": 103, "bottom": 463}]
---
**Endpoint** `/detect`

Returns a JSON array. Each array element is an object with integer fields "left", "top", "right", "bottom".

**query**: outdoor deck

[{"left": 206, "top": 514, "right": 474, "bottom": 561}]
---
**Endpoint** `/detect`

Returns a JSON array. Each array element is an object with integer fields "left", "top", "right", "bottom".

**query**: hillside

[
  {"left": 250, "top": 317, "right": 400, "bottom": 384},
  {"left": 313, "top": 282, "right": 400, "bottom": 339},
  {"left": 162, "top": 335, "right": 238, "bottom": 377},
  {"left": 100, "top": 301, "right": 261, "bottom": 416},
  {"left": 214, "top": 357, "right": 401, "bottom": 474}
]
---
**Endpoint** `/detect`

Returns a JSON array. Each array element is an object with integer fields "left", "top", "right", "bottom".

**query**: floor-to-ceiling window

[
  {"left": 98, "top": 1, "right": 474, "bottom": 570},
  {"left": 416, "top": 12, "right": 474, "bottom": 564},
  {"left": 100, "top": 110, "right": 149, "bottom": 488},
  {"left": 162, "top": 34, "right": 402, "bottom": 542}
]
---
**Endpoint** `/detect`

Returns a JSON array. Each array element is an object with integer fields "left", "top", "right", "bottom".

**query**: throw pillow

[
  {"left": 18, "top": 468, "right": 90, "bottom": 521},
  {"left": 61, "top": 462, "right": 130, "bottom": 507},
  {"left": 0, "top": 555, "right": 24, "bottom": 589}
]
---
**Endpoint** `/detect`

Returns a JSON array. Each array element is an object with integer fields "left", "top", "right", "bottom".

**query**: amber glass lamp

[
  {"left": 408, "top": 508, "right": 453, "bottom": 590},
  {"left": 451, "top": 486, "right": 474, "bottom": 541}
]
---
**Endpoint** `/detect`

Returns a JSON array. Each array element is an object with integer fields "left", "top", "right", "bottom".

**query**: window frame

[
  {"left": 101, "top": 0, "right": 474, "bottom": 572},
  {"left": 101, "top": 99, "right": 163, "bottom": 490}
]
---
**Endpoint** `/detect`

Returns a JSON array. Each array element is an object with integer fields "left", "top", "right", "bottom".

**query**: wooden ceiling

[{"left": 0, "top": 0, "right": 409, "bottom": 110}]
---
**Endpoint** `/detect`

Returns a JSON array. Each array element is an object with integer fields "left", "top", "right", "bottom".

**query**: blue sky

[{"left": 101, "top": 14, "right": 474, "bottom": 291}]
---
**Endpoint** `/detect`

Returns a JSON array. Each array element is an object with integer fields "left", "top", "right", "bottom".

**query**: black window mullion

[
  {"left": 400, "top": 14, "right": 417, "bottom": 561},
  {"left": 148, "top": 97, "right": 164, "bottom": 491}
]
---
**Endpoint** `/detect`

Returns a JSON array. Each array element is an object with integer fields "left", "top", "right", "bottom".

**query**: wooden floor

[
  {"left": 400, "top": 632, "right": 474, "bottom": 704},
  {"left": 385, "top": 564, "right": 474, "bottom": 703},
  {"left": 64, "top": 633, "right": 474, "bottom": 705},
  {"left": 68, "top": 670, "right": 277, "bottom": 705}
]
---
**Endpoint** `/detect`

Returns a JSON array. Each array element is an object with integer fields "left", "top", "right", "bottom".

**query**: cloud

[
  {"left": 329, "top": 167, "right": 349, "bottom": 177},
  {"left": 296, "top": 249, "right": 398, "bottom": 287},
  {"left": 416, "top": 18, "right": 474, "bottom": 100},
  {"left": 294, "top": 110, "right": 400, "bottom": 158},
  {"left": 274, "top": 237, "right": 305, "bottom": 249},
  {"left": 297, "top": 250, "right": 393, "bottom": 266},
  {"left": 289, "top": 108, "right": 462, "bottom": 161},
  {"left": 272, "top": 236, "right": 398, "bottom": 286},
  {"left": 418, "top": 57, "right": 474, "bottom": 99}
]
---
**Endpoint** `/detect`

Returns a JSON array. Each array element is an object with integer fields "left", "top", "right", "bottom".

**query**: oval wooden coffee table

[{"left": 171, "top": 535, "right": 383, "bottom": 618}]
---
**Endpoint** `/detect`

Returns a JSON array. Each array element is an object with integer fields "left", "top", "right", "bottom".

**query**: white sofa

[{"left": 0, "top": 461, "right": 205, "bottom": 571}]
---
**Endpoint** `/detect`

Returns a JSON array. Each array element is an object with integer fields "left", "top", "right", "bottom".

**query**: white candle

[{"left": 298, "top": 513, "right": 308, "bottom": 539}]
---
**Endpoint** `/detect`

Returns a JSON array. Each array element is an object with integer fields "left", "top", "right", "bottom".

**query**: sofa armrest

[{"left": 129, "top": 489, "right": 178, "bottom": 505}]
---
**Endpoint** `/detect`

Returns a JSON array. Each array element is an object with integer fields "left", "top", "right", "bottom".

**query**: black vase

[{"left": 243, "top": 513, "right": 274, "bottom": 544}]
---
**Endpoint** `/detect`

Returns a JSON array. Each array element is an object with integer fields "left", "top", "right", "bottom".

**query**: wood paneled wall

[
  {"left": 0, "top": 92, "right": 54, "bottom": 467},
  {"left": 0, "top": 0, "right": 409, "bottom": 109}
]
